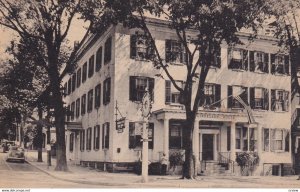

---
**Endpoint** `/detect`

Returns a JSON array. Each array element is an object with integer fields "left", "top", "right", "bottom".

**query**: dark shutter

[
  {"left": 165, "top": 40, "right": 171, "bottom": 63},
  {"left": 285, "top": 130, "right": 289, "bottom": 152},
  {"left": 271, "top": 54, "right": 276, "bottom": 74},
  {"left": 148, "top": 78, "right": 155, "bottom": 101},
  {"left": 130, "top": 35, "right": 137, "bottom": 59},
  {"left": 227, "top": 127, "right": 231, "bottom": 151},
  {"left": 148, "top": 123, "right": 154, "bottom": 149},
  {"left": 129, "top": 76, "right": 136, "bottom": 101},
  {"left": 284, "top": 55, "right": 290, "bottom": 75},
  {"left": 243, "top": 50, "right": 248, "bottom": 70},
  {"left": 106, "top": 123, "right": 110, "bottom": 149},
  {"left": 129, "top": 122, "right": 135, "bottom": 149},
  {"left": 264, "top": 53, "right": 269, "bottom": 73},
  {"left": 242, "top": 87, "right": 248, "bottom": 105},
  {"left": 107, "top": 78, "right": 111, "bottom": 103},
  {"left": 96, "top": 47, "right": 102, "bottom": 71},
  {"left": 284, "top": 91, "right": 289, "bottom": 111},
  {"left": 214, "top": 84, "right": 221, "bottom": 107},
  {"left": 249, "top": 51, "right": 255, "bottom": 71},
  {"left": 146, "top": 38, "right": 154, "bottom": 60},
  {"left": 250, "top": 87, "right": 255, "bottom": 109},
  {"left": 165, "top": 80, "right": 171, "bottom": 103},
  {"left": 227, "top": 86, "right": 233, "bottom": 108},
  {"left": 263, "top": 88, "right": 269, "bottom": 110},
  {"left": 271, "top": 89, "right": 276, "bottom": 111}
]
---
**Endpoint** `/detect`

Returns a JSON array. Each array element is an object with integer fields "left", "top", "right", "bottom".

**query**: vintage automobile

[{"left": 6, "top": 146, "right": 25, "bottom": 163}]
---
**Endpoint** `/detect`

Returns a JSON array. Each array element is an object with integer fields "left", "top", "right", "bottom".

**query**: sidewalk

[{"left": 25, "top": 150, "right": 300, "bottom": 188}]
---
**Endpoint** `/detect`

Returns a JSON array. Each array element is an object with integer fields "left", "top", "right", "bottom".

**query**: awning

[{"left": 66, "top": 122, "right": 83, "bottom": 131}]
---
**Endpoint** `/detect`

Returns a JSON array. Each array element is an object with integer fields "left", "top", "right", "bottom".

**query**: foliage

[
  {"left": 169, "top": 151, "right": 184, "bottom": 170},
  {"left": 236, "top": 152, "right": 259, "bottom": 176}
]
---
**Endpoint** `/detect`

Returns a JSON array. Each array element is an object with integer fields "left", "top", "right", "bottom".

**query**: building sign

[
  {"left": 199, "top": 112, "right": 236, "bottom": 121},
  {"left": 116, "top": 117, "right": 126, "bottom": 133}
]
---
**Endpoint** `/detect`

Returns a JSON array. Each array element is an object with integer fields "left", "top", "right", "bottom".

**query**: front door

[{"left": 202, "top": 134, "right": 214, "bottom": 160}]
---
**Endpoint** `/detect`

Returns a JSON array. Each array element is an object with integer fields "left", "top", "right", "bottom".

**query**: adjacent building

[{"left": 62, "top": 18, "right": 292, "bottom": 176}]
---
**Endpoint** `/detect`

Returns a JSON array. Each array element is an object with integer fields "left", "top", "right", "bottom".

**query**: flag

[{"left": 234, "top": 95, "right": 256, "bottom": 125}]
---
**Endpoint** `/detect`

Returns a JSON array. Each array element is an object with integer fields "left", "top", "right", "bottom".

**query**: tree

[
  {"left": 87, "top": 0, "right": 265, "bottom": 178},
  {"left": 0, "top": 0, "right": 85, "bottom": 171}
]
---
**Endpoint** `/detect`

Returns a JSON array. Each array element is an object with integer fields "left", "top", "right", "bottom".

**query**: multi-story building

[{"left": 62, "top": 18, "right": 292, "bottom": 176}]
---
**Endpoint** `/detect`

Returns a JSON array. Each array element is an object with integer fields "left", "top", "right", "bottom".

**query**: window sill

[
  {"left": 230, "top": 69, "right": 247, "bottom": 72},
  {"left": 272, "top": 73, "right": 289, "bottom": 77},
  {"left": 94, "top": 149, "right": 100, "bottom": 151},
  {"left": 167, "top": 62, "right": 186, "bottom": 66},
  {"left": 253, "top": 70, "right": 268, "bottom": 74},
  {"left": 131, "top": 57, "right": 151, "bottom": 62},
  {"left": 102, "top": 148, "right": 109, "bottom": 151},
  {"left": 253, "top": 109, "right": 268, "bottom": 112},
  {"left": 272, "top": 110, "right": 288, "bottom": 113}
]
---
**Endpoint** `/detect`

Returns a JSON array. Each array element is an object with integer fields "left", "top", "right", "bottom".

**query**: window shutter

[
  {"left": 228, "top": 48, "right": 233, "bottom": 69},
  {"left": 165, "top": 80, "right": 171, "bottom": 103},
  {"left": 165, "top": 40, "right": 171, "bottom": 63},
  {"left": 264, "top": 53, "right": 269, "bottom": 73},
  {"left": 284, "top": 55, "right": 290, "bottom": 75},
  {"left": 107, "top": 78, "right": 111, "bottom": 103},
  {"left": 129, "top": 76, "right": 136, "bottom": 101},
  {"left": 270, "top": 129, "right": 275, "bottom": 152},
  {"left": 148, "top": 78, "right": 155, "bottom": 101},
  {"left": 270, "top": 89, "right": 276, "bottom": 111},
  {"left": 241, "top": 87, "right": 248, "bottom": 105},
  {"left": 250, "top": 87, "right": 255, "bottom": 109},
  {"left": 96, "top": 47, "right": 102, "bottom": 72},
  {"left": 149, "top": 123, "right": 154, "bottom": 149},
  {"left": 146, "top": 38, "right": 155, "bottom": 60},
  {"left": 214, "top": 84, "right": 221, "bottom": 107},
  {"left": 249, "top": 51, "right": 255, "bottom": 71},
  {"left": 106, "top": 123, "right": 110, "bottom": 149},
  {"left": 263, "top": 88, "right": 269, "bottom": 110},
  {"left": 129, "top": 122, "right": 135, "bottom": 149},
  {"left": 227, "top": 86, "right": 233, "bottom": 108},
  {"left": 130, "top": 35, "right": 137, "bottom": 59},
  {"left": 271, "top": 54, "right": 276, "bottom": 74},
  {"left": 242, "top": 50, "right": 248, "bottom": 70},
  {"left": 284, "top": 91, "right": 289, "bottom": 111},
  {"left": 285, "top": 130, "right": 289, "bottom": 152}
]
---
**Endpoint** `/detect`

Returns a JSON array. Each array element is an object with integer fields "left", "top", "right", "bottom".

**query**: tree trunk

[{"left": 37, "top": 105, "right": 43, "bottom": 162}]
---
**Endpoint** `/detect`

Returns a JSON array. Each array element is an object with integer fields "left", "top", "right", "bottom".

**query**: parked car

[{"left": 6, "top": 146, "right": 25, "bottom": 163}]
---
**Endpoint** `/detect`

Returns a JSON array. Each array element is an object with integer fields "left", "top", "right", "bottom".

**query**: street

[{"left": 0, "top": 152, "right": 101, "bottom": 188}]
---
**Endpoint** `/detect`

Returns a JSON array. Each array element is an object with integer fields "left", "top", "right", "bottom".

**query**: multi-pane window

[
  {"left": 169, "top": 121, "right": 182, "bottom": 149},
  {"left": 271, "top": 90, "right": 289, "bottom": 112},
  {"left": 95, "top": 84, "right": 101, "bottom": 108},
  {"left": 94, "top": 125, "right": 100, "bottom": 150},
  {"left": 235, "top": 127, "right": 242, "bottom": 150},
  {"left": 203, "top": 84, "right": 221, "bottom": 107},
  {"left": 96, "top": 47, "right": 102, "bottom": 72},
  {"left": 75, "top": 98, "right": 80, "bottom": 118},
  {"left": 249, "top": 128, "right": 257, "bottom": 151},
  {"left": 250, "top": 87, "right": 269, "bottom": 110},
  {"left": 271, "top": 54, "right": 289, "bottom": 75},
  {"left": 129, "top": 122, "right": 154, "bottom": 149},
  {"left": 80, "top": 130, "right": 85, "bottom": 151},
  {"left": 104, "top": 37, "right": 112, "bottom": 64},
  {"left": 228, "top": 86, "right": 248, "bottom": 109},
  {"left": 67, "top": 78, "right": 72, "bottom": 95},
  {"left": 70, "top": 102, "right": 75, "bottom": 120},
  {"left": 236, "top": 127, "right": 257, "bottom": 151},
  {"left": 88, "top": 55, "right": 94, "bottom": 78},
  {"left": 228, "top": 49, "right": 248, "bottom": 70},
  {"left": 86, "top": 127, "right": 92, "bottom": 151},
  {"left": 249, "top": 51, "right": 269, "bottom": 73},
  {"left": 264, "top": 129, "right": 290, "bottom": 152},
  {"left": 82, "top": 62, "right": 87, "bottom": 83},
  {"left": 210, "top": 46, "right": 221, "bottom": 68},
  {"left": 130, "top": 76, "right": 155, "bottom": 102},
  {"left": 165, "top": 39, "right": 187, "bottom": 64},
  {"left": 71, "top": 73, "right": 76, "bottom": 92},
  {"left": 69, "top": 133, "right": 74, "bottom": 152},
  {"left": 76, "top": 68, "right": 81, "bottom": 88},
  {"left": 102, "top": 122, "right": 110, "bottom": 149},
  {"left": 103, "top": 78, "right": 111, "bottom": 105},
  {"left": 165, "top": 80, "right": 184, "bottom": 104},
  {"left": 130, "top": 33, "right": 153, "bottom": 60},
  {"left": 87, "top": 89, "right": 93, "bottom": 112},
  {"left": 81, "top": 94, "right": 86, "bottom": 115}
]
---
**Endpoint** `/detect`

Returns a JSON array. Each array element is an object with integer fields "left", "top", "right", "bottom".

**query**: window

[
  {"left": 249, "top": 128, "right": 257, "bottom": 151},
  {"left": 95, "top": 84, "right": 101, "bottom": 108},
  {"left": 104, "top": 37, "right": 112, "bottom": 64},
  {"left": 87, "top": 89, "right": 93, "bottom": 112},
  {"left": 228, "top": 49, "right": 248, "bottom": 70},
  {"left": 63, "top": 82, "right": 67, "bottom": 97},
  {"left": 236, "top": 127, "right": 242, "bottom": 150},
  {"left": 76, "top": 68, "right": 81, "bottom": 88},
  {"left": 271, "top": 54, "right": 289, "bottom": 75},
  {"left": 70, "top": 102, "right": 75, "bottom": 120},
  {"left": 165, "top": 80, "right": 184, "bottom": 104},
  {"left": 88, "top": 55, "right": 94, "bottom": 78},
  {"left": 67, "top": 78, "right": 72, "bottom": 95},
  {"left": 82, "top": 62, "right": 87, "bottom": 83},
  {"left": 75, "top": 98, "right": 80, "bottom": 118},
  {"left": 169, "top": 121, "right": 182, "bottom": 149},
  {"left": 264, "top": 128, "right": 289, "bottom": 152},
  {"left": 210, "top": 45, "right": 221, "bottom": 68},
  {"left": 96, "top": 47, "right": 102, "bottom": 71},
  {"left": 86, "top": 127, "right": 92, "bottom": 151},
  {"left": 69, "top": 133, "right": 74, "bottom": 152},
  {"left": 71, "top": 73, "right": 76, "bottom": 92},
  {"left": 80, "top": 130, "right": 85, "bottom": 151},
  {"left": 250, "top": 87, "right": 269, "bottom": 110},
  {"left": 130, "top": 33, "right": 154, "bottom": 60},
  {"left": 102, "top": 122, "right": 110, "bottom": 149},
  {"left": 236, "top": 126, "right": 256, "bottom": 151},
  {"left": 130, "top": 76, "right": 155, "bottom": 102},
  {"left": 129, "top": 122, "right": 154, "bottom": 149},
  {"left": 81, "top": 94, "right": 86, "bottom": 115},
  {"left": 271, "top": 90, "right": 289, "bottom": 112},
  {"left": 228, "top": 86, "right": 248, "bottom": 109},
  {"left": 165, "top": 39, "right": 187, "bottom": 64},
  {"left": 203, "top": 84, "right": 221, "bottom": 108},
  {"left": 249, "top": 51, "right": 269, "bottom": 73},
  {"left": 94, "top": 125, "right": 100, "bottom": 150},
  {"left": 103, "top": 78, "right": 111, "bottom": 105}
]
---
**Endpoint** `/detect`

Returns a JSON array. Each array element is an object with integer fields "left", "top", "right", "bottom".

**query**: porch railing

[{"left": 218, "top": 152, "right": 235, "bottom": 173}]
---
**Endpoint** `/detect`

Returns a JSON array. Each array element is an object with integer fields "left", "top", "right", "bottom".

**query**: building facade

[{"left": 62, "top": 19, "right": 292, "bottom": 176}]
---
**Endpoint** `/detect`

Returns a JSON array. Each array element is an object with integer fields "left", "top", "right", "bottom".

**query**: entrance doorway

[{"left": 202, "top": 134, "right": 214, "bottom": 160}]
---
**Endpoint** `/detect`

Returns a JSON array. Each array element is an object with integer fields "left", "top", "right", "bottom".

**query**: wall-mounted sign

[
  {"left": 116, "top": 117, "right": 126, "bottom": 133},
  {"left": 141, "top": 91, "right": 151, "bottom": 118}
]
